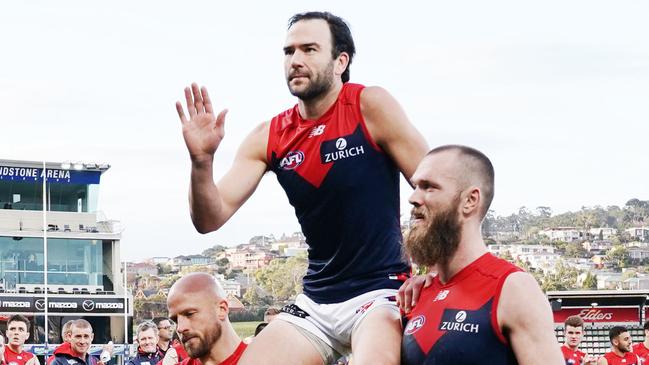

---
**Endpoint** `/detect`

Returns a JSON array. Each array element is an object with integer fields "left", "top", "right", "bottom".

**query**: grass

[{"left": 232, "top": 321, "right": 263, "bottom": 339}]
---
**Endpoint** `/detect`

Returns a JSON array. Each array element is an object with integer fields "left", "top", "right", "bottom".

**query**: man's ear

[
  {"left": 461, "top": 187, "right": 481, "bottom": 216},
  {"left": 334, "top": 52, "right": 349, "bottom": 77},
  {"left": 217, "top": 299, "right": 230, "bottom": 321}
]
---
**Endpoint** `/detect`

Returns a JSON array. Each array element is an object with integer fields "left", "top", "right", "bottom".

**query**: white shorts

[{"left": 278, "top": 288, "right": 399, "bottom": 360}]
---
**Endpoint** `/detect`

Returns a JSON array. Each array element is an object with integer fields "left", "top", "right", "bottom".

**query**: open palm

[{"left": 176, "top": 83, "right": 228, "bottom": 161}]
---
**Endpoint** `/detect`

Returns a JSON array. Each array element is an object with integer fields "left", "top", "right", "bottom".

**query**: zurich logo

[
  {"left": 82, "top": 300, "right": 95, "bottom": 311},
  {"left": 34, "top": 299, "right": 46, "bottom": 311},
  {"left": 279, "top": 151, "right": 305, "bottom": 170},
  {"left": 455, "top": 311, "right": 467, "bottom": 323},
  {"left": 404, "top": 315, "right": 426, "bottom": 335},
  {"left": 335, "top": 138, "right": 347, "bottom": 150}
]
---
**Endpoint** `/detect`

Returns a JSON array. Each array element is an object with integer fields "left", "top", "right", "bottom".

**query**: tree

[
  {"left": 564, "top": 242, "right": 588, "bottom": 258},
  {"left": 538, "top": 262, "right": 579, "bottom": 292},
  {"left": 254, "top": 254, "right": 307, "bottom": 301},
  {"left": 606, "top": 245, "right": 629, "bottom": 269},
  {"left": 243, "top": 285, "right": 263, "bottom": 306},
  {"left": 582, "top": 272, "right": 598, "bottom": 289}
]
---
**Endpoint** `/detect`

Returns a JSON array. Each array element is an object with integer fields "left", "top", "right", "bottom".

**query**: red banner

[{"left": 553, "top": 307, "right": 639, "bottom": 323}]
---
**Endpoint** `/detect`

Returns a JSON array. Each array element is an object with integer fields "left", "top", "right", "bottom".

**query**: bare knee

[{"left": 351, "top": 308, "right": 402, "bottom": 365}]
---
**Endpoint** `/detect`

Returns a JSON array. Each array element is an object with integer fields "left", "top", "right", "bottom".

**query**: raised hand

[{"left": 176, "top": 83, "right": 228, "bottom": 162}]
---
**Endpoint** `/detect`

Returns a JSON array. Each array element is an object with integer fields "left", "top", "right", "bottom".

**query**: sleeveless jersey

[
  {"left": 4, "top": 347, "right": 35, "bottom": 365},
  {"left": 632, "top": 343, "right": 649, "bottom": 364},
  {"left": 267, "top": 82, "right": 408, "bottom": 303},
  {"left": 561, "top": 345, "right": 586, "bottom": 365},
  {"left": 401, "top": 253, "right": 522, "bottom": 365},
  {"left": 602, "top": 351, "right": 639, "bottom": 365}
]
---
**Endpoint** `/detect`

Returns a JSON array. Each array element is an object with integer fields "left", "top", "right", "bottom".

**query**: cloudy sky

[{"left": 2, "top": 1, "right": 647, "bottom": 261}]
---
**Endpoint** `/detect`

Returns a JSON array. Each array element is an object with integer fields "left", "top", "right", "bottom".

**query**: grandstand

[{"left": 549, "top": 290, "right": 648, "bottom": 355}]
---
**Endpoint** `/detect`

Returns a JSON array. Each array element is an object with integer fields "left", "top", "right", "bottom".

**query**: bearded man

[{"left": 400, "top": 145, "right": 563, "bottom": 365}]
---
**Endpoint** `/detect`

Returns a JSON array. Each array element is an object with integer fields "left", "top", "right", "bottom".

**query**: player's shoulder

[{"left": 359, "top": 85, "right": 392, "bottom": 109}]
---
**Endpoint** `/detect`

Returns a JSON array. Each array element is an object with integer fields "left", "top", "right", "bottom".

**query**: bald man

[
  {"left": 399, "top": 145, "right": 563, "bottom": 365},
  {"left": 167, "top": 273, "right": 246, "bottom": 365}
]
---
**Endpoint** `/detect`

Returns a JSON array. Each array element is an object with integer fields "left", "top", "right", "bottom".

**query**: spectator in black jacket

[
  {"left": 127, "top": 322, "right": 161, "bottom": 365},
  {"left": 50, "top": 320, "right": 97, "bottom": 365}
]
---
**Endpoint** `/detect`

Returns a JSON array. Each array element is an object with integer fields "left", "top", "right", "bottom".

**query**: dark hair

[
  {"left": 564, "top": 315, "right": 584, "bottom": 329},
  {"left": 254, "top": 322, "right": 268, "bottom": 336},
  {"left": 609, "top": 326, "right": 628, "bottom": 342},
  {"left": 152, "top": 317, "right": 171, "bottom": 327},
  {"left": 427, "top": 145, "right": 495, "bottom": 219},
  {"left": 288, "top": 11, "right": 355, "bottom": 83},
  {"left": 644, "top": 320, "right": 649, "bottom": 331},
  {"left": 7, "top": 314, "right": 30, "bottom": 328}
]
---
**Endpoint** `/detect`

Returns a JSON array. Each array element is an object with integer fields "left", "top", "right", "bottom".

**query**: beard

[
  {"left": 404, "top": 195, "right": 463, "bottom": 268},
  {"left": 182, "top": 321, "right": 222, "bottom": 359},
  {"left": 286, "top": 61, "right": 334, "bottom": 101}
]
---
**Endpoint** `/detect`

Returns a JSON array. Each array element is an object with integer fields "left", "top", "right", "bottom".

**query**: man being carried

[
  {"left": 400, "top": 145, "right": 563, "bottom": 364},
  {"left": 167, "top": 273, "right": 245, "bottom": 365},
  {"left": 176, "top": 11, "right": 427, "bottom": 365}
]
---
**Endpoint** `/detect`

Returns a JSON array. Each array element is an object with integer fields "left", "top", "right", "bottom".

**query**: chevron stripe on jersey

[
  {"left": 267, "top": 83, "right": 409, "bottom": 304},
  {"left": 402, "top": 253, "right": 521, "bottom": 365}
]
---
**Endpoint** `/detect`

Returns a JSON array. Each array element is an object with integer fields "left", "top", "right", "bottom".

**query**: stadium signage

[
  {"left": 553, "top": 307, "right": 639, "bottom": 323},
  {"left": 0, "top": 296, "right": 129, "bottom": 314},
  {"left": 0, "top": 166, "right": 101, "bottom": 184}
]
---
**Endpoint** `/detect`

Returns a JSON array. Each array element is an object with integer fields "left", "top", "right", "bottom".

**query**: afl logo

[
  {"left": 404, "top": 315, "right": 426, "bottom": 335},
  {"left": 455, "top": 311, "right": 467, "bottom": 323},
  {"left": 335, "top": 138, "right": 347, "bottom": 150},
  {"left": 279, "top": 151, "right": 305, "bottom": 170}
]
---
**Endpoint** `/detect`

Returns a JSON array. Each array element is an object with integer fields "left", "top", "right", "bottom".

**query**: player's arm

[
  {"left": 596, "top": 356, "right": 608, "bottom": 365},
  {"left": 188, "top": 122, "right": 269, "bottom": 233},
  {"left": 360, "top": 86, "right": 429, "bottom": 182},
  {"left": 176, "top": 83, "right": 269, "bottom": 233},
  {"left": 498, "top": 272, "right": 564, "bottom": 365}
]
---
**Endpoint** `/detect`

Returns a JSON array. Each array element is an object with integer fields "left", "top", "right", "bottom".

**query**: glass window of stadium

[
  {"left": 0, "top": 237, "right": 115, "bottom": 292},
  {"left": 0, "top": 179, "right": 100, "bottom": 212}
]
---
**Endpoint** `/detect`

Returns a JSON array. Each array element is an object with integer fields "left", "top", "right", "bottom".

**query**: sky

[{"left": 1, "top": 1, "right": 647, "bottom": 261}]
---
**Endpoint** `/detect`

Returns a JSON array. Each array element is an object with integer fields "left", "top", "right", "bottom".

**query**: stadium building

[{"left": 0, "top": 159, "right": 132, "bottom": 360}]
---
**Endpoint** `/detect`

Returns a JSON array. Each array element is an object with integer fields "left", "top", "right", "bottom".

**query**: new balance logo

[
  {"left": 434, "top": 290, "right": 449, "bottom": 302},
  {"left": 308, "top": 124, "right": 326, "bottom": 138}
]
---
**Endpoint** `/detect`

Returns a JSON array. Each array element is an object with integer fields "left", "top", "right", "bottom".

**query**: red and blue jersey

[
  {"left": 267, "top": 82, "right": 409, "bottom": 303},
  {"left": 401, "top": 253, "right": 521, "bottom": 365}
]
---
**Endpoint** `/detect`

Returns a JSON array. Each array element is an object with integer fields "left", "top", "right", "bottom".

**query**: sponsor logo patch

[
  {"left": 433, "top": 289, "right": 450, "bottom": 302},
  {"left": 439, "top": 309, "right": 480, "bottom": 334},
  {"left": 279, "top": 151, "right": 305, "bottom": 170},
  {"left": 320, "top": 136, "right": 365, "bottom": 164},
  {"left": 308, "top": 125, "right": 326, "bottom": 138},
  {"left": 404, "top": 315, "right": 426, "bottom": 335}
]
